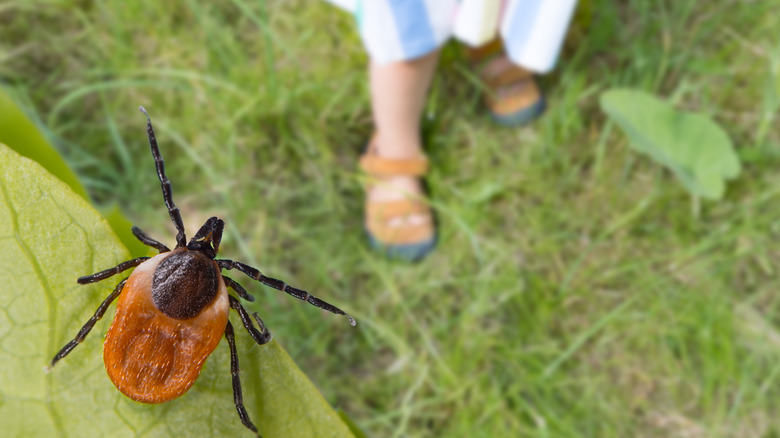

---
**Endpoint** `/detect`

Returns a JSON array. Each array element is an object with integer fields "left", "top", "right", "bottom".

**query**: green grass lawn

[{"left": 2, "top": 0, "right": 780, "bottom": 436}]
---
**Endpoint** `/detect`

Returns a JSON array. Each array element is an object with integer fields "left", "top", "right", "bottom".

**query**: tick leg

[
  {"left": 138, "top": 106, "right": 187, "bottom": 249},
  {"left": 77, "top": 257, "right": 149, "bottom": 284},
  {"left": 218, "top": 259, "right": 356, "bottom": 327},
  {"left": 229, "top": 295, "right": 272, "bottom": 345},
  {"left": 50, "top": 278, "right": 127, "bottom": 367},
  {"left": 132, "top": 226, "right": 170, "bottom": 253},
  {"left": 225, "top": 321, "right": 261, "bottom": 437},
  {"left": 223, "top": 276, "right": 255, "bottom": 302}
]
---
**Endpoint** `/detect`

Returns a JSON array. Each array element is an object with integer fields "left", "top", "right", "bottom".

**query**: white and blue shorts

[{"left": 327, "top": 0, "right": 578, "bottom": 73}]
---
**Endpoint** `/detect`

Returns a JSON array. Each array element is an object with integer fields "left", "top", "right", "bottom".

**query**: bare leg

[
  {"left": 370, "top": 50, "right": 439, "bottom": 160},
  {"left": 368, "top": 51, "right": 439, "bottom": 227}
]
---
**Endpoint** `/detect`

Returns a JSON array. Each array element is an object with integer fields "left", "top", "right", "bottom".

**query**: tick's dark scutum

[{"left": 152, "top": 250, "right": 220, "bottom": 319}]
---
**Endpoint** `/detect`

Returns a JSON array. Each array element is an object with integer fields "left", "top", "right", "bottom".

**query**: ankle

[{"left": 373, "top": 133, "right": 425, "bottom": 160}]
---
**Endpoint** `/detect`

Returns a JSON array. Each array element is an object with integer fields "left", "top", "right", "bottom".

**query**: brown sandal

[
  {"left": 468, "top": 39, "right": 546, "bottom": 126},
  {"left": 359, "top": 137, "right": 436, "bottom": 261}
]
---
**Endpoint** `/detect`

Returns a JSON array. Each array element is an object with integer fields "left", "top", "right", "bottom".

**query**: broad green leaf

[
  {"left": 0, "top": 144, "right": 355, "bottom": 438},
  {"left": 0, "top": 87, "right": 147, "bottom": 256},
  {"left": 600, "top": 88, "right": 741, "bottom": 200}
]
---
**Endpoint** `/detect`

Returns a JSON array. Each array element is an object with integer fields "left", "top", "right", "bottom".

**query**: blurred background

[{"left": 1, "top": 0, "right": 779, "bottom": 436}]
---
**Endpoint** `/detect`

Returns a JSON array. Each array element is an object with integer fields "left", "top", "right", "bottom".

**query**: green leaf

[
  {"left": 600, "top": 88, "right": 741, "bottom": 200},
  {"left": 0, "top": 87, "right": 148, "bottom": 257},
  {"left": 0, "top": 144, "right": 355, "bottom": 438}
]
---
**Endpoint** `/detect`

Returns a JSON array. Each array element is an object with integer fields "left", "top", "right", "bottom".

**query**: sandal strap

[
  {"left": 361, "top": 135, "right": 435, "bottom": 246},
  {"left": 485, "top": 66, "right": 533, "bottom": 90},
  {"left": 369, "top": 221, "right": 434, "bottom": 245},
  {"left": 360, "top": 152, "right": 429, "bottom": 177},
  {"left": 366, "top": 198, "right": 433, "bottom": 244},
  {"left": 366, "top": 199, "right": 431, "bottom": 222},
  {"left": 466, "top": 38, "right": 504, "bottom": 64},
  {"left": 488, "top": 82, "right": 542, "bottom": 115}
]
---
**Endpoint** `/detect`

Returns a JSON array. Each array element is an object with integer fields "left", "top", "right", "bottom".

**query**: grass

[{"left": 2, "top": 0, "right": 780, "bottom": 436}]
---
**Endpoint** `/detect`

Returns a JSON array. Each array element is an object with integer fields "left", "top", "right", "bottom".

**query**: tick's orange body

[{"left": 103, "top": 249, "right": 229, "bottom": 403}]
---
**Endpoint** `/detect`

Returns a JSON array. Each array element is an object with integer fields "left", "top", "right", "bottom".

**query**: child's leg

[
  {"left": 359, "top": 50, "right": 439, "bottom": 260},
  {"left": 370, "top": 50, "right": 439, "bottom": 159},
  {"left": 367, "top": 50, "right": 439, "bottom": 219}
]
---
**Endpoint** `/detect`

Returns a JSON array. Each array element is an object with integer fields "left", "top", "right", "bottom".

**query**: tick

[{"left": 50, "top": 106, "right": 356, "bottom": 436}]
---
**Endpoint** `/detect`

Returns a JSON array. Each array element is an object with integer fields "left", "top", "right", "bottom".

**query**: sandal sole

[
  {"left": 490, "top": 95, "right": 546, "bottom": 127},
  {"left": 365, "top": 230, "right": 437, "bottom": 262}
]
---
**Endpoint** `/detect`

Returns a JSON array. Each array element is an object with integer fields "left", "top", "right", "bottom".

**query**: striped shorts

[{"left": 327, "top": 0, "right": 578, "bottom": 73}]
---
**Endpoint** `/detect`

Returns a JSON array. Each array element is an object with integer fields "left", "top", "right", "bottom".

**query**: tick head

[{"left": 187, "top": 216, "right": 224, "bottom": 259}]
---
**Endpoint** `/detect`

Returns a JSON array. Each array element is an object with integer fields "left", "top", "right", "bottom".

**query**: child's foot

[
  {"left": 360, "top": 136, "right": 436, "bottom": 261},
  {"left": 480, "top": 55, "right": 546, "bottom": 126},
  {"left": 469, "top": 40, "right": 546, "bottom": 126}
]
